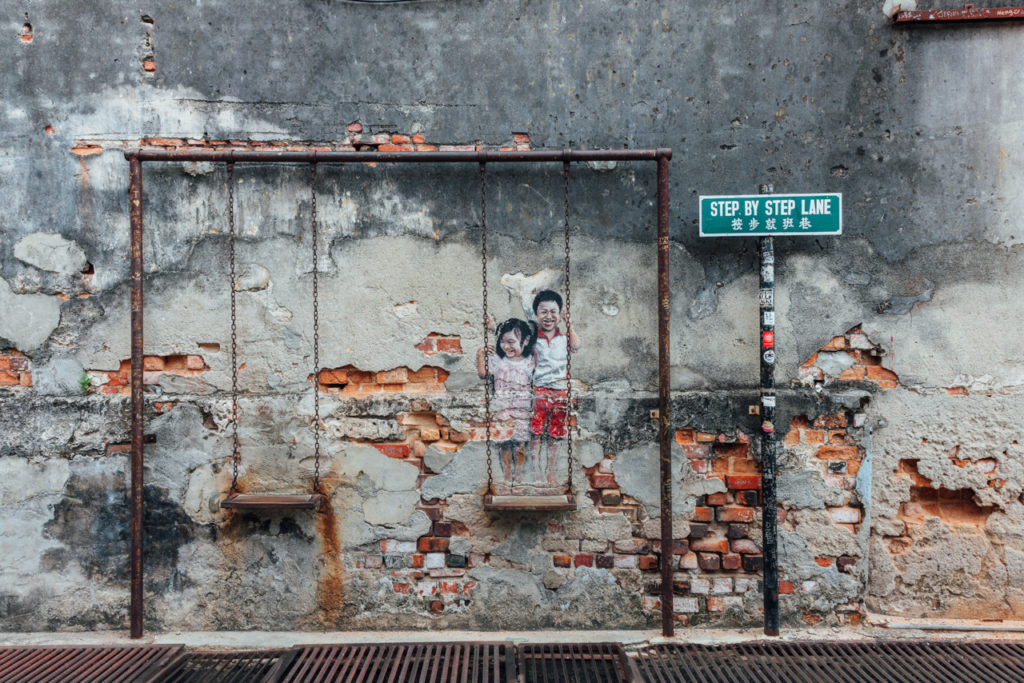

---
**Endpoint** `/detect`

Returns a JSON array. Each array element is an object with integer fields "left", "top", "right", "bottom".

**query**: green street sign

[{"left": 699, "top": 193, "right": 842, "bottom": 236}]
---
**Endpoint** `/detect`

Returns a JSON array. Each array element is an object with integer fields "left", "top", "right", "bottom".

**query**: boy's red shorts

[{"left": 530, "top": 386, "right": 568, "bottom": 438}]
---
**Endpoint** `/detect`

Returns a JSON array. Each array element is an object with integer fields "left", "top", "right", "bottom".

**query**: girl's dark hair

[{"left": 494, "top": 318, "right": 537, "bottom": 359}]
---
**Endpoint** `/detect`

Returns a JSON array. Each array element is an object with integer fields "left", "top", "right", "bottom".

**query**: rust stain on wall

[{"left": 315, "top": 487, "right": 345, "bottom": 627}]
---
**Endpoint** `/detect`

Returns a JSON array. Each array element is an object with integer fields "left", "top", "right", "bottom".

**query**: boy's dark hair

[
  {"left": 494, "top": 318, "right": 536, "bottom": 359},
  {"left": 532, "top": 289, "right": 563, "bottom": 314}
]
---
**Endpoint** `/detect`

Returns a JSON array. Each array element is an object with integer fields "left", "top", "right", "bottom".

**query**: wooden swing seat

[
  {"left": 220, "top": 493, "right": 324, "bottom": 511},
  {"left": 483, "top": 493, "right": 576, "bottom": 512}
]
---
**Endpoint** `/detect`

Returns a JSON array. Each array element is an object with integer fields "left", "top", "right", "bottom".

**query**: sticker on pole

[{"left": 699, "top": 193, "right": 842, "bottom": 236}]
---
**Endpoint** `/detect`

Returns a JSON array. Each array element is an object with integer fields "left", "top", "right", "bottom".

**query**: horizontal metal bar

[
  {"left": 124, "top": 147, "right": 671, "bottom": 163},
  {"left": 894, "top": 6, "right": 1024, "bottom": 24}
]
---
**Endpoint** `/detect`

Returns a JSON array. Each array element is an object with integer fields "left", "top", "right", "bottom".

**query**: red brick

[
  {"left": 375, "top": 443, "right": 411, "bottom": 459},
  {"left": 675, "top": 428, "right": 695, "bottom": 445},
  {"left": 0, "top": 372, "right": 19, "bottom": 386},
  {"left": 822, "top": 336, "right": 846, "bottom": 350},
  {"left": 430, "top": 600, "right": 444, "bottom": 613},
  {"left": 691, "top": 506, "right": 713, "bottom": 523},
  {"left": 731, "top": 538, "right": 761, "bottom": 554},
  {"left": 391, "top": 134, "right": 411, "bottom": 144},
  {"left": 727, "top": 475, "right": 762, "bottom": 490},
  {"left": 411, "top": 554, "right": 425, "bottom": 568},
  {"left": 735, "top": 490, "right": 759, "bottom": 506},
  {"left": 742, "top": 555, "right": 764, "bottom": 572},
  {"left": 393, "top": 583, "right": 411, "bottom": 593},
  {"left": 706, "top": 492, "right": 728, "bottom": 506},
  {"left": 591, "top": 473, "right": 617, "bottom": 489},
  {"left": 0, "top": 357, "right": 9, "bottom": 371},
  {"left": 837, "top": 556, "right": 858, "bottom": 572},
  {"left": 435, "top": 337, "right": 463, "bottom": 353},
  {"left": 319, "top": 368, "right": 348, "bottom": 384},
  {"left": 143, "top": 356, "right": 165, "bottom": 371},
  {"left": 553, "top": 554, "right": 571, "bottom": 568},
  {"left": 817, "top": 445, "right": 859, "bottom": 461},
  {"left": 698, "top": 553, "right": 720, "bottom": 571},
  {"left": 638, "top": 555, "right": 660, "bottom": 571},
  {"left": 722, "top": 553, "right": 742, "bottom": 570},
  {"left": 717, "top": 506, "right": 755, "bottom": 523},
  {"left": 377, "top": 368, "right": 409, "bottom": 384},
  {"left": 690, "top": 536, "right": 729, "bottom": 554},
  {"left": 186, "top": 355, "right": 205, "bottom": 370},
  {"left": 815, "top": 557, "right": 834, "bottom": 567},
  {"left": 779, "top": 580, "right": 795, "bottom": 594},
  {"left": 865, "top": 365, "right": 898, "bottom": 382},
  {"left": 573, "top": 554, "right": 593, "bottom": 568},
  {"left": 418, "top": 537, "right": 449, "bottom": 553},
  {"left": 411, "top": 133, "right": 426, "bottom": 144},
  {"left": 415, "top": 338, "right": 436, "bottom": 354},
  {"left": 378, "top": 144, "right": 414, "bottom": 152},
  {"left": 813, "top": 413, "right": 848, "bottom": 428},
  {"left": 803, "top": 429, "right": 825, "bottom": 444},
  {"left": 696, "top": 431, "right": 717, "bottom": 443}
]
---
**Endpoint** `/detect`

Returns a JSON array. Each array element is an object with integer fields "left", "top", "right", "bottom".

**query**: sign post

[{"left": 699, "top": 187, "right": 842, "bottom": 636}]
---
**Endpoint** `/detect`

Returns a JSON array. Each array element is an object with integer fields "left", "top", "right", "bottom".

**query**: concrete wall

[{"left": 1, "top": 0, "right": 1022, "bottom": 631}]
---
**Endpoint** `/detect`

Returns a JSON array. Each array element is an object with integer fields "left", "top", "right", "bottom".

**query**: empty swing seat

[
  {"left": 220, "top": 493, "right": 324, "bottom": 511},
  {"left": 483, "top": 493, "right": 576, "bottom": 512}
]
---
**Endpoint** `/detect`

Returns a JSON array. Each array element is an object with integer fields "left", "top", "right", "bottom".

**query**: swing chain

[
  {"left": 311, "top": 163, "right": 322, "bottom": 492},
  {"left": 227, "top": 162, "right": 241, "bottom": 494},
  {"left": 480, "top": 162, "right": 493, "bottom": 493},
  {"left": 563, "top": 160, "right": 575, "bottom": 494}
]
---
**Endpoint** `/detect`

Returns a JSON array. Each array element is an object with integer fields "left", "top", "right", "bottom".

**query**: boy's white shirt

[{"left": 533, "top": 329, "right": 568, "bottom": 390}]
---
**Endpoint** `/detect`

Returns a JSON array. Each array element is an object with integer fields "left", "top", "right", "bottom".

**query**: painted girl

[{"left": 476, "top": 318, "right": 537, "bottom": 484}]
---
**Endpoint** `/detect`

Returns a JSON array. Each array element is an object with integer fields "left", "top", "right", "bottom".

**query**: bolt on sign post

[{"left": 698, "top": 186, "right": 842, "bottom": 636}]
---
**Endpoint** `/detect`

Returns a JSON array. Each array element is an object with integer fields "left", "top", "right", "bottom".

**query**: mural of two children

[{"left": 476, "top": 289, "right": 581, "bottom": 491}]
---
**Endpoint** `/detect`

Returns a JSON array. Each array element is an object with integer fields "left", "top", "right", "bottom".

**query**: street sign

[{"left": 699, "top": 193, "right": 842, "bottom": 236}]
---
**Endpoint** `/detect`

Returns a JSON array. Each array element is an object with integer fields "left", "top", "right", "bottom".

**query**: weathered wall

[{"left": 1, "top": 0, "right": 1022, "bottom": 631}]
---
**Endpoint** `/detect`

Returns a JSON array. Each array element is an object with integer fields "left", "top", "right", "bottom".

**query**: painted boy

[{"left": 528, "top": 289, "right": 581, "bottom": 485}]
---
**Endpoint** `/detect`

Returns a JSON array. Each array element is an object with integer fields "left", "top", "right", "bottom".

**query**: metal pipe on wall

[
  {"left": 657, "top": 155, "right": 673, "bottom": 638},
  {"left": 128, "top": 156, "right": 145, "bottom": 640}
]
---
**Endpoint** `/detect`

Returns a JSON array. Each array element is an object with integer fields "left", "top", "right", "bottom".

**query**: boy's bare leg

[{"left": 545, "top": 438, "right": 561, "bottom": 485}]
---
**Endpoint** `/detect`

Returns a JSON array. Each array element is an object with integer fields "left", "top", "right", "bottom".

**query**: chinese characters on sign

[{"left": 699, "top": 193, "right": 842, "bottom": 236}]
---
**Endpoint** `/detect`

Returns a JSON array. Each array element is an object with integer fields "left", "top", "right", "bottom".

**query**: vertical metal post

[
  {"left": 128, "top": 155, "right": 145, "bottom": 639},
  {"left": 657, "top": 154, "right": 674, "bottom": 638},
  {"left": 758, "top": 182, "right": 780, "bottom": 636}
]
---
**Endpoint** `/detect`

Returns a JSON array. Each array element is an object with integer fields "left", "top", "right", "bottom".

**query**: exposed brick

[
  {"left": 638, "top": 555, "right": 659, "bottom": 571},
  {"left": 692, "top": 506, "right": 713, "bottom": 523},
  {"left": 675, "top": 428, "right": 695, "bottom": 445},
  {"left": 696, "top": 431, "right": 716, "bottom": 443},
  {"left": 706, "top": 492, "right": 728, "bottom": 506},
  {"left": 435, "top": 337, "right": 463, "bottom": 353},
  {"left": 573, "top": 554, "right": 594, "bottom": 568},
  {"left": 591, "top": 473, "right": 617, "bottom": 489},
  {"left": 432, "top": 522, "right": 452, "bottom": 537},
  {"left": 553, "top": 554, "right": 572, "bottom": 568},
  {"left": 690, "top": 536, "right": 729, "bottom": 554},
  {"left": 822, "top": 335, "right": 847, "bottom": 351},
  {"left": 430, "top": 600, "right": 444, "bottom": 613},
  {"left": 377, "top": 368, "right": 409, "bottom": 384},
  {"left": 837, "top": 556, "right": 858, "bottom": 572},
  {"left": 447, "top": 554, "right": 467, "bottom": 568},
  {"left": 614, "top": 555, "right": 639, "bottom": 569},
  {"left": 143, "top": 356, "right": 165, "bottom": 371},
  {"left": 815, "top": 557, "right": 834, "bottom": 568},
  {"left": 727, "top": 524, "right": 748, "bottom": 539},
  {"left": 731, "top": 538, "right": 761, "bottom": 554},
  {"left": 779, "top": 580, "right": 795, "bottom": 594},
  {"left": 595, "top": 554, "right": 614, "bottom": 569},
  {"left": 186, "top": 355, "right": 205, "bottom": 370},
  {"left": 417, "top": 537, "right": 449, "bottom": 553},
  {"left": 697, "top": 553, "right": 720, "bottom": 571},
  {"left": 0, "top": 372, "right": 19, "bottom": 386},
  {"left": 817, "top": 445, "right": 859, "bottom": 461},
  {"left": 722, "top": 553, "right": 742, "bottom": 570},
  {"left": 813, "top": 413, "right": 848, "bottom": 428},
  {"left": 375, "top": 443, "right": 410, "bottom": 459},
  {"left": 717, "top": 506, "right": 755, "bottom": 523},
  {"left": 803, "top": 429, "right": 825, "bottom": 444},
  {"left": 727, "top": 475, "right": 762, "bottom": 490},
  {"left": 688, "top": 523, "right": 709, "bottom": 539}
]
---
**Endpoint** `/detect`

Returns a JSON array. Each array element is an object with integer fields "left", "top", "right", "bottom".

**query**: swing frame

[{"left": 125, "top": 146, "right": 674, "bottom": 639}]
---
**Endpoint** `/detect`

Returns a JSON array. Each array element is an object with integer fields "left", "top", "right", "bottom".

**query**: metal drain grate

[
  {"left": 154, "top": 649, "right": 296, "bottom": 682},
  {"left": 0, "top": 644, "right": 184, "bottom": 683},
  {"left": 278, "top": 642, "right": 513, "bottom": 682},
  {"left": 517, "top": 643, "right": 636, "bottom": 682},
  {"left": 635, "top": 641, "right": 1024, "bottom": 683}
]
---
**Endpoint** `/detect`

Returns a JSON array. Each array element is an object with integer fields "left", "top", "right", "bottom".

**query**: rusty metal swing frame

[{"left": 124, "top": 146, "right": 673, "bottom": 639}]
